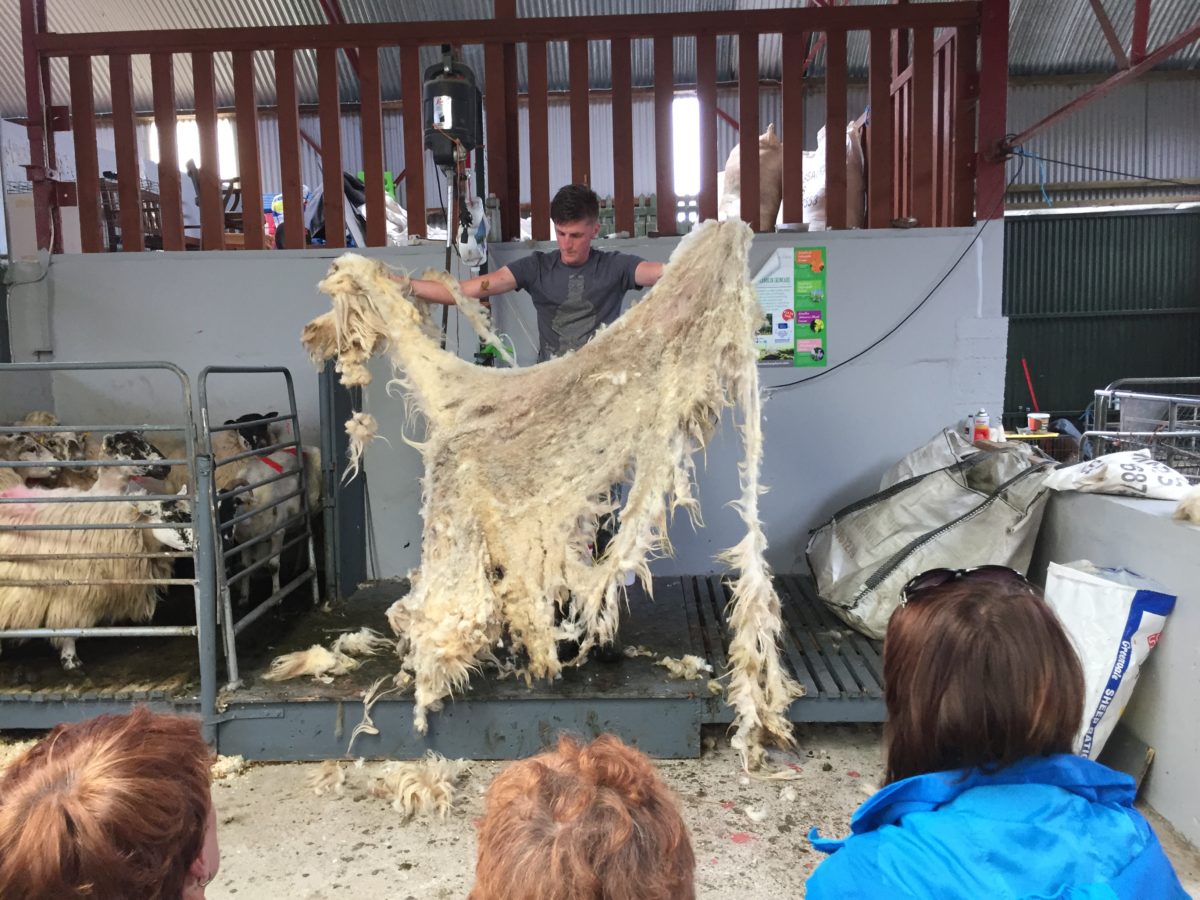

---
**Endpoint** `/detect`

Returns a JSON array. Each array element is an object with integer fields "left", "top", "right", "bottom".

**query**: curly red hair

[
  {"left": 0, "top": 707, "right": 213, "bottom": 900},
  {"left": 470, "top": 734, "right": 695, "bottom": 900}
]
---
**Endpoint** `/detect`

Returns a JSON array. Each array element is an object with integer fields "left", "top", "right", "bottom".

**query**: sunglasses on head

[{"left": 899, "top": 565, "right": 1034, "bottom": 607}]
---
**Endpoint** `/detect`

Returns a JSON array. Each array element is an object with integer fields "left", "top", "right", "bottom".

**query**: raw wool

[
  {"left": 707, "top": 679, "right": 726, "bottom": 696},
  {"left": 309, "top": 759, "right": 347, "bottom": 797},
  {"left": 344, "top": 412, "right": 380, "bottom": 479},
  {"left": 656, "top": 654, "right": 715, "bottom": 680},
  {"left": 263, "top": 629, "right": 394, "bottom": 684},
  {"left": 370, "top": 751, "right": 469, "bottom": 820},
  {"left": 1175, "top": 484, "right": 1200, "bottom": 524},
  {"left": 347, "top": 675, "right": 403, "bottom": 756},
  {"left": 719, "top": 124, "right": 784, "bottom": 231},
  {"left": 622, "top": 644, "right": 656, "bottom": 658},
  {"left": 211, "top": 755, "right": 248, "bottom": 780},
  {"left": 301, "top": 219, "right": 804, "bottom": 767},
  {"left": 261, "top": 645, "right": 360, "bottom": 682},
  {"left": 330, "top": 627, "right": 396, "bottom": 658}
]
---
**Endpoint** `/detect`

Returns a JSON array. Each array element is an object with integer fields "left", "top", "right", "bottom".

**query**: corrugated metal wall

[
  {"left": 1005, "top": 79, "right": 1200, "bottom": 207},
  {"left": 1003, "top": 209, "right": 1200, "bottom": 418}
]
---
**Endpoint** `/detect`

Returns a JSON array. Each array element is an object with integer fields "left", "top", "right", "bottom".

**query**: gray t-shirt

[{"left": 507, "top": 248, "right": 643, "bottom": 361}]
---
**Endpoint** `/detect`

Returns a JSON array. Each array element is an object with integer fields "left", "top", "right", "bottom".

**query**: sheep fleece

[{"left": 301, "top": 219, "right": 803, "bottom": 765}]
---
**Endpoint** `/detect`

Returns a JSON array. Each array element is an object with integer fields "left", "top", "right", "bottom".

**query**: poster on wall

[
  {"left": 792, "top": 247, "right": 827, "bottom": 368},
  {"left": 751, "top": 246, "right": 828, "bottom": 366},
  {"left": 751, "top": 248, "right": 797, "bottom": 364}
]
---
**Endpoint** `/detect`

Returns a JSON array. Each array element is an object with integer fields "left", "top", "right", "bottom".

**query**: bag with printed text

[{"left": 1044, "top": 561, "right": 1177, "bottom": 759}]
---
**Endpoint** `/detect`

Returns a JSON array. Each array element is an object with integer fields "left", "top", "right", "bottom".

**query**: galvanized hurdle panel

[
  {"left": 0, "top": 361, "right": 219, "bottom": 739},
  {"left": 198, "top": 366, "right": 320, "bottom": 687}
]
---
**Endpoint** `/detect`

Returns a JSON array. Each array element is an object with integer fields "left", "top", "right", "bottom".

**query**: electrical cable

[
  {"left": 765, "top": 155, "right": 1024, "bottom": 393},
  {"left": 1013, "top": 153, "right": 1197, "bottom": 188}
]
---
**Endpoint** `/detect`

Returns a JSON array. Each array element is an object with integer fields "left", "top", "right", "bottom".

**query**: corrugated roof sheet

[{"left": 2, "top": 0, "right": 1198, "bottom": 117}]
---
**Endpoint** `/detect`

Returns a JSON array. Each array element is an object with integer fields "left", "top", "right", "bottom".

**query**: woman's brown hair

[
  {"left": 0, "top": 707, "right": 214, "bottom": 900},
  {"left": 883, "top": 578, "right": 1085, "bottom": 785},
  {"left": 470, "top": 733, "right": 695, "bottom": 900}
]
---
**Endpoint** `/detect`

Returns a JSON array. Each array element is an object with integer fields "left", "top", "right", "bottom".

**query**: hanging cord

[
  {"left": 766, "top": 154, "right": 1025, "bottom": 393},
  {"left": 1012, "top": 146, "right": 1052, "bottom": 206}
]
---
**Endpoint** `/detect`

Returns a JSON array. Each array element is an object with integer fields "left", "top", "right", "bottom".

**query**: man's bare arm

[
  {"left": 634, "top": 261, "right": 664, "bottom": 288},
  {"left": 404, "top": 266, "right": 518, "bottom": 305}
]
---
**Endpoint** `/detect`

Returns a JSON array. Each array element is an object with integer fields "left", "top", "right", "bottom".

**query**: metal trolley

[{"left": 1087, "top": 376, "right": 1200, "bottom": 483}]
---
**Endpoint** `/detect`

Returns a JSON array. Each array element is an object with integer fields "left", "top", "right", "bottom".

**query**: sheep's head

[
  {"left": 225, "top": 412, "right": 279, "bottom": 451},
  {"left": 137, "top": 487, "right": 196, "bottom": 551},
  {"left": 104, "top": 431, "right": 171, "bottom": 481},
  {"left": 2, "top": 432, "right": 72, "bottom": 481}
]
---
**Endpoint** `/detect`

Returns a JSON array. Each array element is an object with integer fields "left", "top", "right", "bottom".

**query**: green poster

[{"left": 793, "top": 247, "right": 827, "bottom": 367}]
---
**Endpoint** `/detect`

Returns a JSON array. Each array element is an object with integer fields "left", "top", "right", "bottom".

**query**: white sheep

[
  {"left": 0, "top": 484, "right": 193, "bottom": 670},
  {"left": 222, "top": 445, "right": 320, "bottom": 605}
]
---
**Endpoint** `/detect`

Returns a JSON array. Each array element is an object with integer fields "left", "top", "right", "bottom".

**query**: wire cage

[{"left": 1087, "top": 377, "right": 1200, "bottom": 484}]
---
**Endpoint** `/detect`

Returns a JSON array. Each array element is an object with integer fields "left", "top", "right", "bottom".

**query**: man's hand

[{"left": 634, "top": 261, "right": 664, "bottom": 288}]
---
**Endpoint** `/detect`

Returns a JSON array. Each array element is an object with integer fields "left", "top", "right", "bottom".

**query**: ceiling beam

[
  {"left": 1003, "top": 21, "right": 1200, "bottom": 151},
  {"left": 1130, "top": 0, "right": 1151, "bottom": 64},
  {"left": 1087, "top": 0, "right": 1129, "bottom": 69}
]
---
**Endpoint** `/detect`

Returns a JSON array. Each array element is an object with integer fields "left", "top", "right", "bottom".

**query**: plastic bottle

[{"left": 972, "top": 408, "right": 991, "bottom": 442}]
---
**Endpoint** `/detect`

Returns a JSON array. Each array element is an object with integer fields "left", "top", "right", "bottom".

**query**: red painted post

[
  {"left": 484, "top": 42, "right": 510, "bottom": 237},
  {"left": 867, "top": 28, "right": 894, "bottom": 228},
  {"left": 737, "top": 31, "right": 759, "bottom": 231},
  {"left": 781, "top": 30, "right": 805, "bottom": 225},
  {"left": 697, "top": 33, "right": 719, "bottom": 223},
  {"left": 21, "top": 0, "right": 53, "bottom": 252},
  {"left": 316, "top": 47, "right": 344, "bottom": 249},
  {"left": 68, "top": 55, "right": 102, "bottom": 253},
  {"left": 110, "top": 53, "right": 145, "bottom": 252},
  {"left": 527, "top": 41, "right": 551, "bottom": 240},
  {"left": 569, "top": 38, "right": 591, "bottom": 186},
  {"left": 655, "top": 33, "right": 677, "bottom": 235},
  {"left": 234, "top": 50, "right": 265, "bottom": 250},
  {"left": 399, "top": 47, "right": 426, "bottom": 238},
  {"left": 610, "top": 36, "right": 635, "bottom": 236},
  {"left": 825, "top": 30, "right": 848, "bottom": 229},
  {"left": 976, "top": 0, "right": 1009, "bottom": 220},
  {"left": 911, "top": 28, "right": 935, "bottom": 227},
  {"left": 150, "top": 53, "right": 185, "bottom": 251},
  {"left": 355, "top": 46, "right": 385, "bottom": 248},
  {"left": 1131, "top": 0, "right": 1150, "bottom": 65},
  {"left": 193, "top": 51, "right": 224, "bottom": 250}
]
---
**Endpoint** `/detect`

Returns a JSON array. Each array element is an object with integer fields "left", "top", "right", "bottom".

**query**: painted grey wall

[
  {"left": 5, "top": 245, "right": 470, "bottom": 442},
  {"left": 365, "top": 225, "right": 1006, "bottom": 576},
  {"left": 1030, "top": 492, "right": 1200, "bottom": 846},
  {"left": 9, "top": 225, "right": 1005, "bottom": 582}
]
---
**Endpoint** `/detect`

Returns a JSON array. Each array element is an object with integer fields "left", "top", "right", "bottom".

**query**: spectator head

[
  {"left": 883, "top": 566, "right": 1085, "bottom": 785},
  {"left": 470, "top": 733, "right": 694, "bottom": 900},
  {"left": 0, "top": 707, "right": 218, "bottom": 900}
]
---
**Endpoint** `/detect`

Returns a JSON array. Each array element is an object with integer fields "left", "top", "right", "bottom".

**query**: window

[
  {"left": 148, "top": 118, "right": 238, "bottom": 180},
  {"left": 672, "top": 95, "right": 700, "bottom": 197}
]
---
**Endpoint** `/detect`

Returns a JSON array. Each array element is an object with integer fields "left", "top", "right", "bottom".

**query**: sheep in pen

[{"left": 302, "top": 219, "right": 803, "bottom": 767}]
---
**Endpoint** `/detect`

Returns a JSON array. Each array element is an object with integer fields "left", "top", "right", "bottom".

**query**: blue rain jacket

[{"left": 806, "top": 754, "right": 1189, "bottom": 899}]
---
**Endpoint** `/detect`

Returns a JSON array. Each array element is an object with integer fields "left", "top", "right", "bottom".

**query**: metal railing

[
  {"left": 198, "top": 366, "right": 320, "bottom": 687},
  {"left": 0, "top": 361, "right": 218, "bottom": 738},
  {"left": 1088, "top": 376, "right": 1200, "bottom": 482}
]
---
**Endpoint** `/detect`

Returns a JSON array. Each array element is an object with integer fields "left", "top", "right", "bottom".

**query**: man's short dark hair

[{"left": 550, "top": 184, "right": 600, "bottom": 225}]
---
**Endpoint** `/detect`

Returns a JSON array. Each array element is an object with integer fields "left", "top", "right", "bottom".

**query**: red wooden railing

[{"left": 20, "top": 0, "right": 1005, "bottom": 253}]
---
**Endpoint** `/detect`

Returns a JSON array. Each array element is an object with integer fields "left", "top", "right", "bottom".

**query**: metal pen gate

[
  {"left": 0, "top": 361, "right": 218, "bottom": 738},
  {"left": 198, "top": 366, "right": 320, "bottom": 687}
]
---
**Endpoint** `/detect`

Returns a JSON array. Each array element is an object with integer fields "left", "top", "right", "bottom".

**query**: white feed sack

[
  {"left": 1044, "top": 449, "right": 1192, "bottom": 501},
  {"left": 1044, "top": 561, "right": 1177, "bottom": 759},
  {"left": 301, "top": 220, "right": 803, "bottom": 768},
  {"left": 719, "top": 124, "right": 784, "bottom": 231}
]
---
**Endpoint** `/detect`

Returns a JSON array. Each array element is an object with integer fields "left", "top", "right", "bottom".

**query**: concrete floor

[{"left": 3, "top": 724, "right": 1198, "bottom": 898}]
